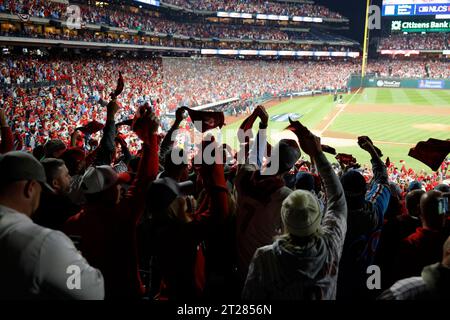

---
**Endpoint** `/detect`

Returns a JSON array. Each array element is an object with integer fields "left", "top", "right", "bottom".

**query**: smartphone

[{"left": 438, "top": 197, "right": 449, "bottom": 215}]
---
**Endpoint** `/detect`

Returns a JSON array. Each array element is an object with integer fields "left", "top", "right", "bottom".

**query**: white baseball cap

[{"left": 80, "top": 166, "right": 131, "bottom": 194}]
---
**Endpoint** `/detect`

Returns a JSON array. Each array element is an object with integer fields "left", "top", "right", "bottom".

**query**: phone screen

[{"left": 438, "top": 197, "right": 449, "bottom": 215}]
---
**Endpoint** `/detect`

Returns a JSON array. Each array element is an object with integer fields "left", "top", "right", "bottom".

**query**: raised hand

[
  {"left": 0, "top": 108, "right": 7, "bottom": 127},
  {"left": 175, "top": 107, "right": 187, "bottom": 124},
  {"left": 358, "top": 136, "right": 383, "bottom": 158},
  {"left": 106, "top": 99, "right": 119, "bottom": 121},
  {"left": 287, "top": 120, "right": 322, "bottom": 158},
  {"left": 256, "top": 105, "right": 268, "bottom": 127},
  {"left": 299, "top": 129, "right": 322, "bottom": 158},
  {"left": 133, "top": 107, "right": 160, "bottom": 144},
  {"left": 148, "top": 111, "right": 160, "bottom": 135},
  {"left": 358, "top": 136, "right": 378, "bottom": 158}
]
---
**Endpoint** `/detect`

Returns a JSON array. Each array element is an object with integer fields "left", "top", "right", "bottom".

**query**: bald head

[{"left": 420, "top": 190, "right": 444, "bottom": 231}]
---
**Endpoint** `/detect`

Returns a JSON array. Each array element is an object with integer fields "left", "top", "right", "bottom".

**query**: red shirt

[{"left": 63, "top": 135, "right": 159, "bottom": 299}]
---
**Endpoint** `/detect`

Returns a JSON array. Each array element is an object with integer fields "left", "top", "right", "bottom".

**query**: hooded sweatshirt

[{"left": 242, "top": 152, "right": 347, "bottom": 300}]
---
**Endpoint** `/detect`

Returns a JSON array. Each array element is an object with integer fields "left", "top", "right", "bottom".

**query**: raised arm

[
  {"left": 358, "top": 136, "right": 390, "bottom": 222},
  {"left": 237, "top": 107, "right": 258, "bottom": 164},
  {"left": 247, "top": 106, "right": 268, "bottom": 168},
  {"left": 0, "top": 108, "right": 14, "bottom": 154},
  {"left": 297, "top": 125, "right": 347, "bottom": 249},
  {"left": 116, "top": 134, "right": 132, "bottom": 165},
  {"left": 121, "top": 109, "right": 160, "bottom": 222},
  {"left": 159, "top": 107, "right": 184, "bottom": 164},
  {"left": 93, "top": 99, "right": 118, "bottom": 166},
  {"left": 70, "top": 130, "right": 80, "bottom": 148},
  {"left": 188, "top": 141, "right": 229, "bottom": 240}
]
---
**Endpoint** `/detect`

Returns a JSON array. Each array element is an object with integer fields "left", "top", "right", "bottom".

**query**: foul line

[{"left": 319, "top": 87, "right": 361, "bottom": 136}]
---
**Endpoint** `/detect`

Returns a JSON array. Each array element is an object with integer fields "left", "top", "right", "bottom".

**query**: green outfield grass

[
  {"left": 222, "top": 88, "right": 450, "bottom": 172},
  {"left": 350, "top": 88, "right": 450, "bottom": 106}
]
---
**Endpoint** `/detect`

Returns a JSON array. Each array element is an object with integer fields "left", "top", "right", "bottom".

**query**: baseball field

[{"left": 223, "top": 88, "right": 450, "bottom": 171}]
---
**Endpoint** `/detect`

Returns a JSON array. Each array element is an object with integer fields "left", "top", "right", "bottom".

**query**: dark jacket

[
  {"left": 337, "top": 157, "right": 391, "bottom": 300},
  {"left": 375, "top": 214, "right": 422, "bottom": 289},
  {"left": 33, "top": 192, "right": 80, "bottom": 231}
]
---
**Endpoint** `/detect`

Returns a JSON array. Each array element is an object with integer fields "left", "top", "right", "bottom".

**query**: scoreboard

[{"left": 382, "top": 0, "right": 450, "bottom": 16}]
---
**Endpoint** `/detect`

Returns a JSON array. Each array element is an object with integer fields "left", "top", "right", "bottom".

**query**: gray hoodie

[{"left": 242, "top": 152, "right": 347, "bottom": 300}]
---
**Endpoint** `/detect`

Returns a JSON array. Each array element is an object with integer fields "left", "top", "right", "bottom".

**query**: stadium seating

[
  {"left": 379, "top": 33, "right": 449, "bottom": 51},
  {"left": 0, "top": 0, "right": 355, "bottom": 51},
  {"left": 162, "top": 0, "right": 345, "bottom": 19}
]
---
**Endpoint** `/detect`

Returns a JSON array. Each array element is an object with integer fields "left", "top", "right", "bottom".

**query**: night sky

[{"left": 315, "top": 0, "right": 383, "bottom": 44}]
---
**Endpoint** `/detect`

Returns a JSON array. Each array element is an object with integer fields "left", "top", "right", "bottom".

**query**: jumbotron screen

[{"left": 382, "top": 0, "right": 450, "bottom": 16}]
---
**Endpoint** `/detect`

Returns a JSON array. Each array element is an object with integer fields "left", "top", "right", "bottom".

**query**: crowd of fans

[
  {"left": 379, "top": 33, "right": 450, "bottom": 51},
  {"left": 0, "top": 55, "right": 361, "bottom": 153},
  {"left": 0, "top": 56, "right": 163, "bottom": 153},
  {"left": 163, "top": 0, "right": 345, "bottom": 19},
  {"left": 0, "top": 0, "right": 346, "bottom": 42},
  {"left": 0, "top": 0, "right": 449, "bottom": 305},
  {"left": 367, "top": 59, "right": 450, "bottom": 79},
  {"left": 161, "top": 58, "right": 359, "bottom": 108},
  {"left": 1, "top": 28, "right": 355, "bottom": 52},
  {"left": 2, "top": 54, "right": 450, "bottom": 155},
  {"left": 0, "top": 95, "right": 448, "bottom": 300}
]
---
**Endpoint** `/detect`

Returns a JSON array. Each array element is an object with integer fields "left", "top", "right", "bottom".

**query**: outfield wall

[{"left": 348, "top": 75, "right": 450, "bottom": 90}]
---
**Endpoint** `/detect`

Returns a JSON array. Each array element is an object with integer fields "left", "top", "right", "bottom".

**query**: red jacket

[
  {"left": 394, "top": 227, "right": 446, "bottom": 282},
  {"left": 154, "top": 164, "right": 229, "bottom": 300},
  {"left": 63, "top": 134, "right": 159, "bottom": 299}
]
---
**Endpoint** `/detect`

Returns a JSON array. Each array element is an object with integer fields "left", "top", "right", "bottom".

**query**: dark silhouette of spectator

[
  {"left": 43, "top": 139, "right": 67, "bottom": 159},
  {"left": 379, "top": 235, "right": 450, "bottom": 300},
  {"left": 375, "top": 189, "right": 425, "bottom": 290},
  {"left": 33, "top": 158, "right": 80, "bottom": 230},
  {"left": 392, "top": 190, "right": 447, "bottom": 282},
  {"left": 0, "top": 108, "right": 13, "bottom": 154},
  {"left": 337, "top": 137, "right": 391, "bottom": 300}
]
